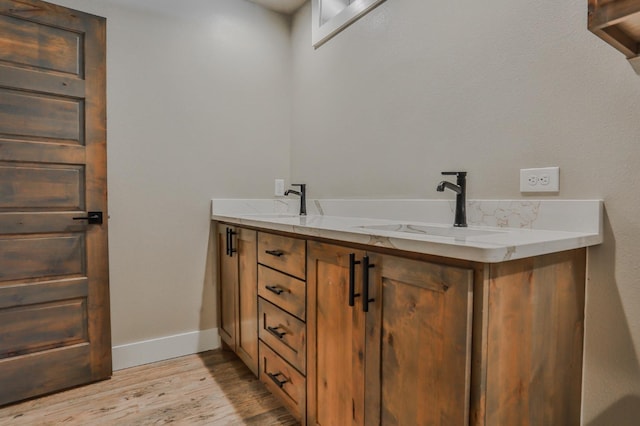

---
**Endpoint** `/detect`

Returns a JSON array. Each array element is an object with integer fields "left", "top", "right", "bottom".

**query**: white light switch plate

[{"left": 520, "top": 167, "right": 560, "bottom": 192}]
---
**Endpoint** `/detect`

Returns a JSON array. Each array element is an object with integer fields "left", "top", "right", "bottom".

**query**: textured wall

[
  {"left": 48, "top": 0, "right": 292, "bottom": 345},
  {"left": 290, "top": 0, "right": 640, "bottom": 424}
]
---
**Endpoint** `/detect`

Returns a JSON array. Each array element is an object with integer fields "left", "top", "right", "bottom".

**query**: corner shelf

[{"left": 588, "top": 0, "right": 640, "bottom": 73}]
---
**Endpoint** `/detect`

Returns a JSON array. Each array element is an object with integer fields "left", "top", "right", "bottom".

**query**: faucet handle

[{"left": 442, "top": 171, "right": 467, "bottom": 176}]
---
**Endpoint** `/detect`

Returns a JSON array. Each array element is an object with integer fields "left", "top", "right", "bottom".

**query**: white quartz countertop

[{"left": 211, "top": 199, "right": 603, "bottom": 263}]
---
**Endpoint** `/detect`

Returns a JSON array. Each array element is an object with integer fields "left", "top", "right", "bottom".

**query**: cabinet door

[
  {"left": 218, "top": 225, "right": 237, "bottom": 349},
  {"left": 365, "top": 254, "right": 474, "bottom": 425},
  {"left": 307, "top": 241, "right": 367, "bottom": 426},
  {"left": 236, "top": 228, "right": 258, "bottom": 376}
]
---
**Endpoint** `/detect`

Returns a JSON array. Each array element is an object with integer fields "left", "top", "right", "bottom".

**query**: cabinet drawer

[
  {"left": 259, "top": 341, "right": 306, "bottom": 423},
  {"left": 259, "top": 298, "right": 306, "bottom": 374},
  {"left": 258, "top": 265, "right": 306, "bottom": 321},
  {"left": 258, "top": 232, "right": 305, "bottom": 280}
]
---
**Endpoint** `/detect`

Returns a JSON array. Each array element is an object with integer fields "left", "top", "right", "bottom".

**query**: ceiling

[{"left": 248, "top": 0, "right": 307, "bottom": 14}]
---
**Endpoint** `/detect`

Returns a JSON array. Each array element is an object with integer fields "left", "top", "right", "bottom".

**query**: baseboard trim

[{"left": 112, "top": 328, "right": 220, "bottom": 371}]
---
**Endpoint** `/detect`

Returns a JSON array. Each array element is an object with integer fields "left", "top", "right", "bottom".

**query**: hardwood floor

[{"left": 0, "top": 349, "right": 299, "bottom": 425}]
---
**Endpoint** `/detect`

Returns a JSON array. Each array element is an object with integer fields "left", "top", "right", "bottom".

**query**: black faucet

[
  {"left": 436, "top": 172, "right": 467, "bottom": 227},
  {"left": 285, "top": 183, "right": 306, "bottom": 216}
]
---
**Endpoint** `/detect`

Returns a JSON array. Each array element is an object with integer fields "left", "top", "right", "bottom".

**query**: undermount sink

[{"left": 358, "top": 223, "right": 506, "bottom": 238}]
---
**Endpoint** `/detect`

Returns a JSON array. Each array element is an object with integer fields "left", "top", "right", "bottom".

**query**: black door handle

[
  {"left": 348, "top": 253, "right": 361, "bottom": 307},
  {"left": 362, "top": 255, "right": 375, "bottom": 313},
  {"left": 265, "top": 249, "right": 284, "bottom": 257},
  {"left": 72, "top": 211, "right": 103, "bottom": 225},
  {"left": 226, "top": 228, "right": 237, "bottom": 257}
]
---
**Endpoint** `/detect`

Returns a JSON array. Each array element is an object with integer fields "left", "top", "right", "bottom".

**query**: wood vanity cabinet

[
  {"left": 307, "top": 241, "right": 585, "bottom": 426},
  {"left": 217, "top": 225, "right": 259, "bottom": 375},
  {"left": 306, "top": 241, "right": 473, "bottom": 425},
  {"left": 216, "top": 222, "right": 586, "bottom": 425}
]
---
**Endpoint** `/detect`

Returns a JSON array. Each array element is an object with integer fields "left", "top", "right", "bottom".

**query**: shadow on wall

[
  {"left": 587, "top": 395, "right": 640, "bottom": 426},
  {"left": 584, "top": 207, "right": 640, "bottom": 424}
]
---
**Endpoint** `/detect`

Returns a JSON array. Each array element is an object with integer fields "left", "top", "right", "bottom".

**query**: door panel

[
  {"left": 0, "top": 277, "right": 87, "bottom": 309},
  {"left": 218, "top": 225, "right": 237, "bottom": 348},
  {"left": 0, "top": 13, "right": 82, "bottom": 75},
  {"left": 0, "top": 163, "right": 85, "bottom": 210},
  {"left": 366, "top": 254, "right": 474, "bottom": 425},
  {"left": 0, "top": 0, "right": 109, "bottom": 405},
  {"left": 307, "top": 241, "right": 365, "bottom": 426},
  {"left": 0, "top": 88, "right": 83, "bottom": 142},
  {"left": 0, "top": 344, "right": 91, "bottom": 404},
  {"left": 236, "top": 228, "right": 258, "bottom": 375},
  {"left": 0, "top": 234, "right": 85, "bottom": 281},
  {"left": 0, "top": 298, "right": 87, "bottom": 357}
]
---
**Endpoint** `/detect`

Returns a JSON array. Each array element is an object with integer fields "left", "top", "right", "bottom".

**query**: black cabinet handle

[
  {"left": 267, "top": 372, "right": 289, "bottom": 388},
  {"left": 265, "top": 285, "right": 285, "bottom": 295},
  {"left": 348, "top": 253, "right": 361, "bottom": 307},
  {"left": 227, "top": 228, "right": 237, "bottom": 257},
  {"left": 265, "top": 249, "right": 284, "bottom": 257},
  {"left": 267, "top": 325, "right": 286, "bottom": 339},
  {"left": 362, "top": 255, "right": 375, "bottom": 313}
]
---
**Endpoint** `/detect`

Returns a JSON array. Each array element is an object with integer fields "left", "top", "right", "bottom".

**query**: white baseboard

[{"left": 112, "top": 328, "right": 220, "bottom": 371}]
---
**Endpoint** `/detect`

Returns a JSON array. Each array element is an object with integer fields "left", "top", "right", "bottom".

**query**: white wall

[
  {"left": 48, "top": 0, "right": 291, "bottom": 346},
  {"left": 290, "top": 0, "right": 640, "bottom": 424}
]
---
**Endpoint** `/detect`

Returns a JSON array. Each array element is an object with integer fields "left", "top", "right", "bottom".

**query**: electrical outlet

[
  {"left": 539, "top": 174, "right": 550, "bottom": 185},
  {"left": 274, "top": 179, "right": 285, "bottom": 196},
  {"left": 520, "top": 167, "right": 559, "bottom": 192}
]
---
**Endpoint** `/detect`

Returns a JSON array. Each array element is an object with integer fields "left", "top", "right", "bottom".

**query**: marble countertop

[{"left": 211, "top": 199, "right": 603, "bottom": 263}]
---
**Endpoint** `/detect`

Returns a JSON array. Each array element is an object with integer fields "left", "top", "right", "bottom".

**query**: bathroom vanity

[{"left": 212, "top": 199, "right": 602, "bottom": 425}]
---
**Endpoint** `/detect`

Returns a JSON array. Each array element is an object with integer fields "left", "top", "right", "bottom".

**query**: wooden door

[
  {"left": 0, "top": 0, "right": 109, "bottom": 405},
  {"left": 235, "top": 227, "right": 257, "bottom": 376},
  {"left": 218, "top": 225, "right": 237, "bottom": 349},
  {"left": 217, "top": 225, "right": 258, "bottom": 376},
  {"left": 307, "top": 241, "right": 366, "bottom": 426},
  {"left": 365, "top": 254, "right": 474, "bottom": 425}
]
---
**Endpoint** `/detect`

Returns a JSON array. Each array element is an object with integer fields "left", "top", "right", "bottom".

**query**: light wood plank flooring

[{"left": 0, "top": 349, "right": 299, "bottom": 425}]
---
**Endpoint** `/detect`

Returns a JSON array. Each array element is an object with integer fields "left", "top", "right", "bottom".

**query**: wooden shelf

[{"left": 588, "top": 0, "right": 640, "bottom": 73}]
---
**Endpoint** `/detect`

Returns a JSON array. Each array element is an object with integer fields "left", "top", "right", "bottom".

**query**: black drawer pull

[
  {"left": 267, "top": 325, "right": 286, "bottom": 339},
  {"left": 267, "top": 372, "right": 289, "bottom": 388},
  {"left": 265, "top": 249, "right": 284, "bottom": 257},
  {"left": 265, "top": 285, "right": 285, "bottom": 295}
]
